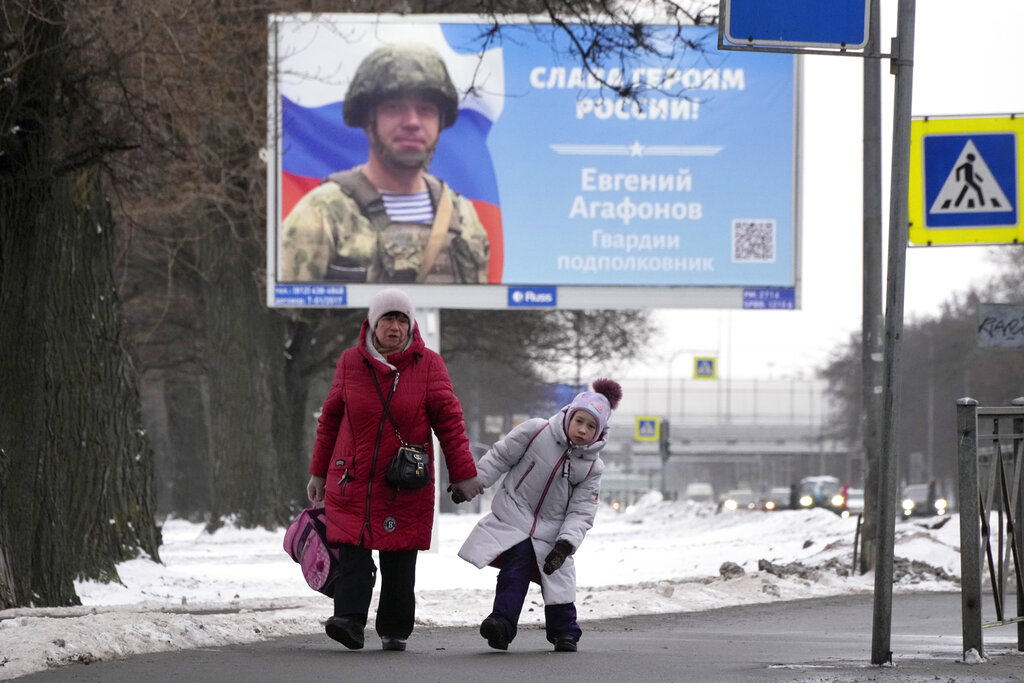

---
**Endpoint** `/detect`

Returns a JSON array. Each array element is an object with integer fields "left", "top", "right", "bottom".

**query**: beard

[{"left": 367, "top": 123, "right": 437, "bottom": 170}]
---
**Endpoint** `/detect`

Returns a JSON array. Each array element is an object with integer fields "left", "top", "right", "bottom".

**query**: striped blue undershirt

[{"left": 381, "top": 191, "right": 433, "bottom": 224}]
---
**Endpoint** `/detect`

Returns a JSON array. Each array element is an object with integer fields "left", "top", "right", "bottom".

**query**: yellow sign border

[
  {"left": 908, "top": 115, "right": 1023, "bottom": 246},
  {"left": 634, "top": 416, "right": 660, "bottom": 442}
]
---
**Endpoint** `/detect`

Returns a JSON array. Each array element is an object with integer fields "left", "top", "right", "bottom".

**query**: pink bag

[{"left": 283, "top": 507, "right": 339, "bottom": 596}]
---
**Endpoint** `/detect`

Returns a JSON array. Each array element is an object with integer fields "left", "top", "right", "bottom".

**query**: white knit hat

[{"left": 367, "top": 288, "right": 416, "bottom": 331}]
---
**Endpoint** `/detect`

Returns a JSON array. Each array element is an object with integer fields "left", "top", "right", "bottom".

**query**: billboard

[{"left": 267, "top": 15, "right": 800, "bottom": 310}]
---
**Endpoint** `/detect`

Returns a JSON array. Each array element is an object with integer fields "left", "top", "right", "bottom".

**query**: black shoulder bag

[{"left": 370, "top": 368, "right": 431, "bottom": 490}]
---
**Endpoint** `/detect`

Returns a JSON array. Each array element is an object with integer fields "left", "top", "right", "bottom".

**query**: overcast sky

[{"left": 623, "top": 0, "right": 1021, "bottom": 381}]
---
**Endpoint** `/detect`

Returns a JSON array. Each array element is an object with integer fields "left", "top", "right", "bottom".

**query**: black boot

[
  {"left": 479, "top": 615, "right": 510, "bottom": 651},
  {"left": 554, "top": 638, "right": 577, "bottom": 652},
  {"left": 325, "top": 616, "right": 364, "bottom": 650}
]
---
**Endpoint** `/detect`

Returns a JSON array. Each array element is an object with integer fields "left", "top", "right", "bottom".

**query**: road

[{"left": 18, "top": 592, "right": 1024, "bottom": 682}]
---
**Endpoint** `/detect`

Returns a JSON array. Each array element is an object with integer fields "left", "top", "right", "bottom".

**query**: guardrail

[{"left": 957, "top": 397, "right": 1024, "bottom": 660}]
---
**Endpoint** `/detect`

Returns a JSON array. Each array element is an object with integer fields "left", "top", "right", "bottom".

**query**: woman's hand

[{"left": 307, "top": 475, "right": 326, "bottom": 505}]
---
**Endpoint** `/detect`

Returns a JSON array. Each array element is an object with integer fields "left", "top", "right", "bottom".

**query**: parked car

[
  {"left": 901, "top": 482, "right": 948, "bottom": 518},
  {"left": 795, "top": 475, "right": 847, "bottom": 515},
  {"left": 719, "top": 488, "right": 756, "bottom": 512},
  {"left": 759, "top": 486, "right": 792, "bottom": 511}
]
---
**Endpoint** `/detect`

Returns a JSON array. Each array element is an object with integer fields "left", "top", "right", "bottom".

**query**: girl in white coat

[{"left": 456, "top": 379, "right": 622, "bottom": 652}]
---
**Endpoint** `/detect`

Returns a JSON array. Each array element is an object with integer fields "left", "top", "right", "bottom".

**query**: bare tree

[{"left": 2, "top": 0, "right": 711, "bottom": 606}]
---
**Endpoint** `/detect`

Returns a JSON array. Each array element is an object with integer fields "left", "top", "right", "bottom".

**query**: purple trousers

[{"left": 489, "top": 538, "right": 582, "bottom": 644}]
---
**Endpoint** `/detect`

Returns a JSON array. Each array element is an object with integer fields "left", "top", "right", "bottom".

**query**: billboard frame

[{"left": 266, "top": 14, "right": 803, "bottom": 311}]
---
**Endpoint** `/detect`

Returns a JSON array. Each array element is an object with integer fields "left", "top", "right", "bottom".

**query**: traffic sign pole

[
  {"left": 872, "top": 0, "right": 916, "bottom": 667},
  {"left": 860, "top": 0, "right": 885, "bottom": 580}
]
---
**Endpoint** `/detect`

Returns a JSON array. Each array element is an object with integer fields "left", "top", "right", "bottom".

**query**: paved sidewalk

[{"left": 17, "top": 592, "right": 1024, "bottom": 682}]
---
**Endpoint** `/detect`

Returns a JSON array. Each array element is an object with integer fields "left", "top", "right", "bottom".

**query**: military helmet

[{"left": 343, "top": 43, "right": 459, "bottom": 130}]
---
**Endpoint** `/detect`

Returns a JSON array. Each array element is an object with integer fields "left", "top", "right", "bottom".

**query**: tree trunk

[
  {"left": 163, "top": 372, "right": 215, "bottom": 519},
  {"left": 194, "top": 203, "right": 293, "bottom": 529},
  {"left": 0, "top": 164, "right": 162, "bottom": 607}
]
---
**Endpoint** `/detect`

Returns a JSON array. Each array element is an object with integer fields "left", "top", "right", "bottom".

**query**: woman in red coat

[{"left": 306, "top": 288, "right": 483, "bottom": 652}]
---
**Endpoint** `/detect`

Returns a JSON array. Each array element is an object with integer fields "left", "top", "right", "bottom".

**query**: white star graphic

[{"left": 629, "top": 141, "right": 645, "bottom": 157}]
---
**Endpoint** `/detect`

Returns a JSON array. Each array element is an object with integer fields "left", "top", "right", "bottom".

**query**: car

[
  {"left": 759, "top": 486, "right": 792, "bottom": 511},
  {"left": 901, "top": 482, "right": 948, "bottom": 518},
  {"left": 795, "top": 475, "right": 847, "bottom": 515},
  {"left": 684, "top": 482, "right": 716, "bottom": 505},
  {"left": 719, "top": 488, "right": 757, "bottom": 512},
  {"left": 843, "top": 487, "right": 864, "bottom": 518}
]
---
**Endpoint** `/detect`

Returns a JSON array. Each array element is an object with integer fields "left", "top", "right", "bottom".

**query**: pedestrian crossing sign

[
  {"left": 634, "top": 416, "right": 660, "bottom": 442},
  {"left": 694, "top": 357, "right": 717, "bottom": 380},
  {"left": 909, "top": 116, "right": 1023, "bottom": 245}
]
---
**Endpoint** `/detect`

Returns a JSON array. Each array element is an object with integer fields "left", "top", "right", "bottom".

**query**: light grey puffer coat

[{"left": 458, "top": 409, "right": 605, "bottom": 604}]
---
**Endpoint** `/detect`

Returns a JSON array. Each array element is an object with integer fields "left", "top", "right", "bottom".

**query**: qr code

[{"left": 732, "top": 219, "right": 775, "bottom": 263}]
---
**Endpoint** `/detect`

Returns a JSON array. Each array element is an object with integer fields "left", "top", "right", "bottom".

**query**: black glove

[
  {"left": 543, "top": 540, "right": 574, "bottom": 575},
  {"left": 447, "top": 484, "right": 466, "bottom": 504}
]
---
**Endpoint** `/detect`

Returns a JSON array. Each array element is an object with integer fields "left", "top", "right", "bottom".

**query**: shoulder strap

[
  {"left": 325, "top": 169, "right": 390, "bottom": 232},
  {"left": 417, "top": 184, "right": 452, "bottom": 282},
  {"left": 424, "top": 174, "right": 462, "bottom": 233}
]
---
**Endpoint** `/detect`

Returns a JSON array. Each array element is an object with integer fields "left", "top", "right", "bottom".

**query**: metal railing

[{"left": 957, "top": 397, "right": 1024, "bottom": 660}]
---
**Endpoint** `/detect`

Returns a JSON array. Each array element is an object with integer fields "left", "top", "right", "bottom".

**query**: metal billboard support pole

[{"left": 871, "top": 0, "right": 916, "bottom": 666}]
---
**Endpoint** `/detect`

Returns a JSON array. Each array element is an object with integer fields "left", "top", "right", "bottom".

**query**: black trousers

[{"left": 333, "top": 543, "right": 418, "bottom": 639}]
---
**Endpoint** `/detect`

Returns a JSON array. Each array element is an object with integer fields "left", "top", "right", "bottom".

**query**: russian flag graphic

[{"left": 277, "top": 22, "right": 505, "bottom": 283}]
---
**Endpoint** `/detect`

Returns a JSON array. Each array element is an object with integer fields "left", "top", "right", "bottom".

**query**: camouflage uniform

[
  {"left": 281, "top": 168, "right": 490, "bottom": 283},
  {"left": 280, "top": 43, "right": 490, "bottom": 284}
]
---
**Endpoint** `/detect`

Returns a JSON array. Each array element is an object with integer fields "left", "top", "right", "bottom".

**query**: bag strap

[
  {"left": 417, "top": 183, "right": 452, "bottom": 282},
  {"left": 369, "top": 366, "right": 404, "bottom": 442}
]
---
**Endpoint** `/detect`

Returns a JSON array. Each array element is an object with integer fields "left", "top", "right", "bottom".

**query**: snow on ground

[{"left": 0, "top": 493, "right": 962, "bottom": 679}]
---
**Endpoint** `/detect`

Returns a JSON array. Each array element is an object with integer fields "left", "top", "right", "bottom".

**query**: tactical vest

[{"left": 323, "top": 169, "right": 480, "bottom": 284}]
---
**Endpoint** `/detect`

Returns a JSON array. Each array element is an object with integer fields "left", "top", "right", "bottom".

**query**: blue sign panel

[
  {"left": 508, "top": 286, "right": 558, "bottom": 308},
  {"left": 694, "top": 358, "right": 716, "bottom": 378},
  {"left": 634, "top": 417, "right": 660, "bottom": 442},
  {"left": 274, "top": 284, "right": 347, "bottom": 307},
  {"left": 742, "top": 288, "right": 795, "bottom": 310},
  {"left": 922, "top": 133, "right": 1018, "bottom": 229},
  {"left": 723, "top": 0, "right": 869, "bottom": 49}
]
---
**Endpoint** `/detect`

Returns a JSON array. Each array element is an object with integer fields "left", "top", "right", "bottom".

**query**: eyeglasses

[{"left": 379, "top": 313, "right": 410, "bottom": 327}]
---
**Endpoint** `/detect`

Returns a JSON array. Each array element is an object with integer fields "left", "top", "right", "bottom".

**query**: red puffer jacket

[{"left": 309, "top": 321, "right": 477, "bottom": 551}]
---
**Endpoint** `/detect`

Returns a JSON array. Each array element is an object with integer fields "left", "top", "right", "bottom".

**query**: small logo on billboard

[
  {"left": 742, "top": 288, "right": 795, "bottom": 310},
  {"left": 274, "top": 284, "right": 347, "bottom": 307},
  {"left": 508, "top": 287, "right": 557, "bottom": 307}
]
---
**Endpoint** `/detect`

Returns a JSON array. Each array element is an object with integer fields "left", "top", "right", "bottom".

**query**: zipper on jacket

[
  {"left": 530, "top": 449, "right": 569, "bottom": 536},
  {"left": 514, "top": 462, "right": 535, "bottom": 490},
  {"left": 337, "top": 468, "right": 351, "bottom": 496},
  {"left": 363, "top": 370, "right": 399, "bottom": 547}
]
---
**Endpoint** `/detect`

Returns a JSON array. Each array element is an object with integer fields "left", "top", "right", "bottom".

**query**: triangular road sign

[{"left": 929, "top": 139, "right": 1012, "bottom": 214}]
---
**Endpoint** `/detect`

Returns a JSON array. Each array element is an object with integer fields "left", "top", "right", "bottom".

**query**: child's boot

[
  {"left": 480, "top": 613, "right": 513, "bottom": 651},
  {"left": 553, "top": 637, "right": 577, "bottom": 652}
]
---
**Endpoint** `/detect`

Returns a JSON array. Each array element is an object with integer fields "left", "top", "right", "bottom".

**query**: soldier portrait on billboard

[{"left": 279, "top": 43, "right": 491, "bottom": 284}]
